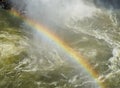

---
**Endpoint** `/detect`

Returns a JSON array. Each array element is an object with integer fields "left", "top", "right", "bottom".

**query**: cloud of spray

[
  {"left": 9, "top": 0, "right": 99, "bottom": 71},
  {"left": 11, "top": 0, "right": 97, "bottom": 26},
  {"left": 10, "top": 0, "right": 26, "bottom": 11},
  {"left": 10, "top": 0, "right": 99, "bottom": 50},
  {"left": 10, "top": 0, "right": 120, "bottom": 28}
]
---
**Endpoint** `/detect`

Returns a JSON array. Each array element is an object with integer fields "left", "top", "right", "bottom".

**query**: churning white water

[{"left": 1, "top": 0, "right": 120, "bottom": 88}]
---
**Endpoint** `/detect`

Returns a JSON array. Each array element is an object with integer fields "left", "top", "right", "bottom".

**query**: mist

[
  {"left": 10, "top": 0, "right": 98, "bottom": 27},
  {"left": 3, "top": 0, "right": 120, "bottom": 88}
]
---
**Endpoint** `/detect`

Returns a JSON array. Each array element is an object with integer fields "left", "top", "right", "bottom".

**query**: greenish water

[
  {"left": 0, "top": 7, "right": 120, "bottom": 88},
  {"left": 0, "top": 9, "right": 99, "bottom": 88}
]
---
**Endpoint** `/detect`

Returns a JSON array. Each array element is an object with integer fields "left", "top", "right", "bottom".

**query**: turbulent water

[{"left": 0, "top": 0, "right": 120, "bottom": 88}]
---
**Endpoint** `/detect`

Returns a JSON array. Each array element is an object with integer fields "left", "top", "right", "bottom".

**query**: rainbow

[{"left": 8, "top": 9, "right": 104, "bottom": 88}]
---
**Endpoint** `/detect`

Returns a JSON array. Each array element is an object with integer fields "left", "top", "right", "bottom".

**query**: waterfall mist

[{"left": 7, "top": 0, "right": 120, "bottom": 88}]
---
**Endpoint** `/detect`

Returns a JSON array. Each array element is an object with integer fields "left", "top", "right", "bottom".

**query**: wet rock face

[{"left": 94, "top": 0, "right": 120, "bottom": 9}]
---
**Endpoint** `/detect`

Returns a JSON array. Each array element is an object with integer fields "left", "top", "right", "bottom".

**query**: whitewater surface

[{"left": 0, "top": 0, "right": 120, "bottom": 88}]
